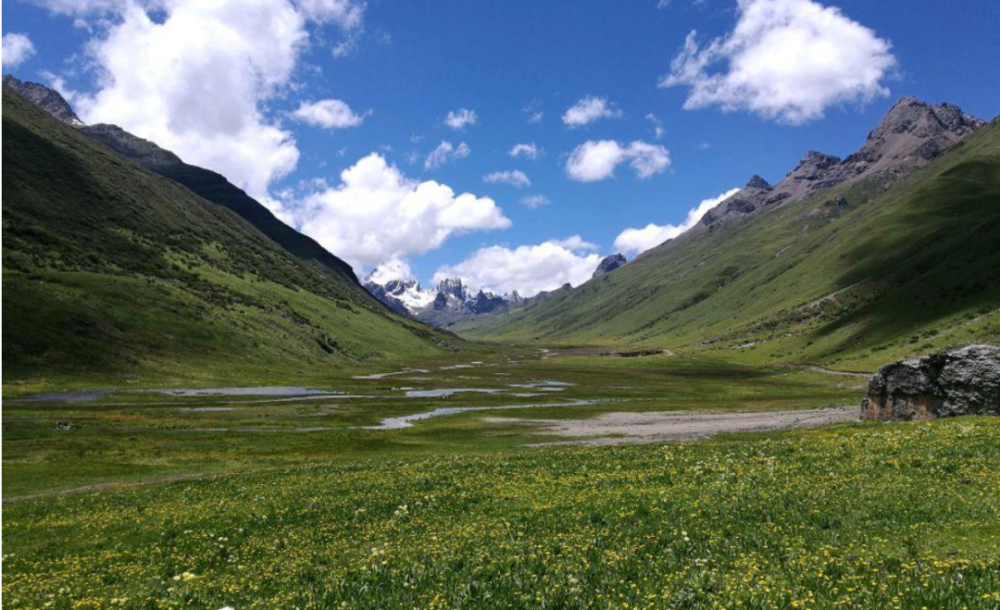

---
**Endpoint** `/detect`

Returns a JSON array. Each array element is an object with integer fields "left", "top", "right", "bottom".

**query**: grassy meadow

[
  {"left": 2, "top": 352, "right": 859, "bottom": 498},
  {"left": 4, "top": 414, "right": 999, "bottom": 610}
]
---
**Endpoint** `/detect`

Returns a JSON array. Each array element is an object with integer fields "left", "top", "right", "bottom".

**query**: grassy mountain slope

[
  {"left": 2, "top": 86, "right": 457, "bottom": 388},
  {"left": 157, "top": 162, "right": 359, "bottom": 284},
  {"left": 460, "top": 121, "right": 1000, "bottom": 371}
]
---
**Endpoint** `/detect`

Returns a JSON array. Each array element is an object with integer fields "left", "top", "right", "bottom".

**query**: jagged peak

[
  {"left": 871, "top": 96, "right": 983, "bottom": 140},
  {"left": 3, "top": 74, "right": 84, "bottom": 126},
  {"left": 593, "top": 253, "right": 628, "bottom": 279},
  {"left": 744, "top": 175, "right": 772, "bottom": 190}
]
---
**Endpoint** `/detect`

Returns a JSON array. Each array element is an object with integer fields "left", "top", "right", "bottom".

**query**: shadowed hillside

[
  {"left": 459, "top": 117, "right": 1000, "bottom": 371},
  {"left": 2, "top": 86, "right": 459, "bottom": 387}
]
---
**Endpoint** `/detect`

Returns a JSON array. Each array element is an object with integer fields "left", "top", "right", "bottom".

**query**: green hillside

[
  {"left": 460, "top": 121, "right": 1000, "bottom": 371},
  {"left": 2, "top": 86, "right": 458, "bottom": 389}
]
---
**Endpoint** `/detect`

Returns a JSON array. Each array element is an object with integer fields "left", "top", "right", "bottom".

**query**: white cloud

[
  {"left": 562, "top": 96, "right": 623, "bottom": 127},
  {"left": 626, "top": 141, "right": 672, "bottom": 179},
  {"left": 424, "top": 140, "right": 471, "bottom": 170},
  {"left": 296, "top": 0, "right": 365, "bottom": 30},
  {"left": 522, "top": 101, "right": 543, "bottom": 124},
  {"left": 297, "top": 153, "right": 511, "bottom": 271},
  {"left": 2, "top": 33, "right": 36, "bottom": 68},
  {"left": 292, "top": 98, "right": 368, "bottom": 128},
  {"left": 483, "top": 170, "right": 531, "bottom": 189},
  {"left": 444, "top": 108, "right": 477, "bottom": 130},
  {"left": 520, "top": 194, "right": 551, "bottom": 209},
  {"left": 646, "top": 113, "right": 665, "bottom": 139},
  {"left": 660, "top": 0, "right": 896, "bottom": 124},
  {"left": 613, "top": 187, "right": 740, "bottom": 255},
  {"left": 551, "top": 236, "right": 599, "bottom": 251},
  {"left": 366, "top": 258, "right": 416, "bottom": 284},
  {"left": 565, "top": 140, "right": 671, "bottom": 182},
  {"left": 44, "top": 0, "right": 363, "bottom": 205},
  {"left": 509, "top": 142, "right": 540, "bottom": 160},
  {"left": 19, "top": 0, "right": 130, "bottom": 15},
  {"left": 433, "top": 237, "right": 602, "bottom": 297}
]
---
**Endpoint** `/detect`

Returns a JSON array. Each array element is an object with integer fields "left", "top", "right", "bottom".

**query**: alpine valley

[{"left": 3, "top": 3, "right": 1000, "bottom": 607}]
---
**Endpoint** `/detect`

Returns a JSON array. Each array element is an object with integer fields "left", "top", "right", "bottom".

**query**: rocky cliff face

[
  {"left": 696, "top": 97, "right": 984, "bottom": 234},
  {"left": 3, "top": 75, "right": 83, "bottom": 125},
  {"left": 861, "top": 345, "right": 1000, "bottom": 421},
  {"left": 593, "top": 253, "right": 627, "bottom": 278},
  {"left": 701, "top": 175, "right": 775, "bottom": 227}
]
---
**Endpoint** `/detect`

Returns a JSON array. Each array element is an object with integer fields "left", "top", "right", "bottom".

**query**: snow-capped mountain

[
  {"left": 364, "top": 272, "right": 525, "bottom": 325},
  {"left": 363, "top": 277, "right": 436, "bottom": 316},
  {"left": 364, "top": 254, "right": 628, "bottom": 326}
]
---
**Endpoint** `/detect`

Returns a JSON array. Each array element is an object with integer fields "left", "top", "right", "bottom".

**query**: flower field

[{"left": 4, "top": 417, "right": 1000, "bottom": 610}]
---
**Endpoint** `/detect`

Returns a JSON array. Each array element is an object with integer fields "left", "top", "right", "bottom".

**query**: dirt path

[
  {"left": 486, "top": 406, "right": 860, "bottom": 447},
  {"left": 2, "top": 472, "right": 218, "bottom": 506},
  {"left": 782, "top": 364, "right": 872, "bottom": 378}
]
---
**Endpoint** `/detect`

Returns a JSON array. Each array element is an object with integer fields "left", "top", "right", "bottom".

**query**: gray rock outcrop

[
  {"left": 861, "top": 345, "right": 1000, "bottom": 421},
  {"left": 593, "top": 253, "right": 627, "bottom": 278},
  {"left": 79, "top": 123, "right": 184, "bottom": 171},
  {"left": 3, "top": 75, "right": 84, "bottom": 125}
]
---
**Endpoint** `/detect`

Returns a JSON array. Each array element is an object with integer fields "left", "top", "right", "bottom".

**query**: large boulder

[{"left": 861, "top": 345, "right": 1000, "bottom": 421}]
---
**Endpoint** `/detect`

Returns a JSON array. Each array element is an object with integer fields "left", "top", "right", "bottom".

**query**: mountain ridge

[
  {"left": 2, "top": 74, "right": 360, "bottom": 287},
  {"left": 2, "top": 83, "right": 459, "bottom": 385},
  {"left": 666, "top": 96, "right": 987, "bottom": 244},
  {"left": 457, "top": 98, "right": 1000, "bottom": 371}
]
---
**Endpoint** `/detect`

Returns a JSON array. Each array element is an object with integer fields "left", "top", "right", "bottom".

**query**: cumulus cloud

[
  {"left": 660, "top": 0, "right": 896, "bottom": 124},
  {"left": 296, "top": 0, "right": 365, "bottom": 30},
  {"left": 291, "top": 98, "right": 368, "bottom": 128},
  {"left": 296, "top": 153, "right": 511, "bottom": 271},
  {"left": 562, "top": 96, "right": 623, "bottom": 127},
  {"left": 2, "top": 33, "right": 35, "bottom": 68},
  {"left": 509, "top": 142, "right": 540, "bottom": 160},
  {"left": 483, "top": 170, "right": 531, "bottom": 189},
  {"left": 566, "top": 140, "right": 671, "bottom": 182},
  {"left": 444, "top": 108, "right": 477, "bottom": 130},
  {"left": 424, "top": 141, "right": 471, "bottom": 170},
  {"left": 43, "top": 0, "right": 364, "bottom": 204},
  {"left": 520, "top": 194, "right": 551, "bottom": 209},
  {"left": 433, "top": 237, "right": 602, "bottom": 297},
  {"left": 366, "top": 258, "right": 416, "bottom": 284},
  {"left": 613, "top": 187, "right": 740, "bottom": 255}
]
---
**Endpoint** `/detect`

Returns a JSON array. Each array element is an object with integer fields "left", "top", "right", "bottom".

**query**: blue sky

[{"left": 4, "top": 0, "right": 999, "bottom": 295}]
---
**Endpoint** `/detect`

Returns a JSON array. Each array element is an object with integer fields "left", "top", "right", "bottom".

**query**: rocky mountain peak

[
  {"left": 3, "top": 75, "right": 84, "bottom": 126},
  {"left": 789, "top": 151, "right": 842, "bottom": 177},
  {"left": 851, "top": 97, "right": 985, "bottom": 168},
  {"left": 873, "top": 97, "right": 983, "bottom": 141},
  {"left": 593, "top": 253, "right": 627, "bottom": 278},
  {"left": 744, "top": 175, "right": 772, "bottom": 191},
  {"left": 436, "top": 278, "right": 469, "bottom": 301}
]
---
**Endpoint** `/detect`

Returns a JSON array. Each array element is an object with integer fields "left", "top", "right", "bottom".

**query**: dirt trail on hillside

[
  {"left": 486, "top": 406, "right": 860, "bottom": 447},
  {"left": 782, "top": 364, "right": 872, "bottom": 378},
  {"left": 2, "top": 472, "right": 216, "bottom": 505}
]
